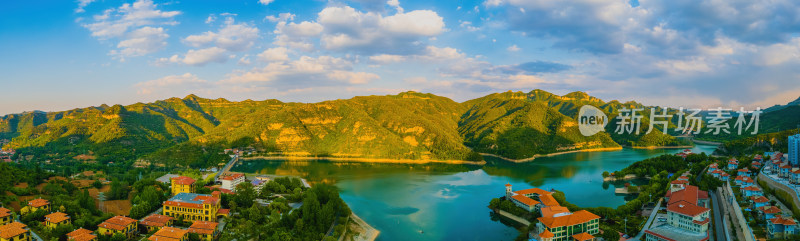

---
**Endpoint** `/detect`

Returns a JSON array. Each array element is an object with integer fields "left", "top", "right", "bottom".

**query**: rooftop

[
  {"left": 513, "top": 188, "right": 552, "bottom": 196},
  {"left": 98, "top": 216, "right": 137, "bottom": 231},
  {"left": 539, "top": 194, "right": 560, "bottom": 207},
  {"left": 571, "top": 232, "right": 595, "bottom": 241},
  {"left": 668, "top": 200, "right": 709, "bottom": 217},
  {"left": 165, "top": 193, "right": 220, "bottom": 209},
  {"left": 541, "top": 206, "right": 570, "bottom": 218},
  {"left": 45, "top": 212, "right": 70, "bottom": 223},
  {"left": 220, "top": 173, "right": 244, "bottom": 181},
  {"left": 149, "top": 227, "right": 188, "bottom": 241},
  {"left": 646, "top": 223, "right": 709, "bottom": 241},
  {"left": 141, "top": 214, "right": 174, "bottom": 227},
  {"left": 770, "top": 215, "right": 797, "bottom": 225},
  {"left": 67, "top": 228, "right": 96, "bottom": 241},
  {"left": 28, "top": 198, "right": 49, "bottom": 208},
  {"left": 759, "top": 206, "right": 782, "bottom": 214},
  {"left": 188, "top": 221, "right": 218, "bottom": 235},
  {"left": 538, "top": 210, "right": 599, "bottom": 228},
  {"left": 171, "top": 176, "right": 195, "bottom": 185},
  {"left": 511, "top": 194, "right": 539, "bottom": 206},
  {"left": 0, "top": 222, "right": 27, "bottom": 239}
]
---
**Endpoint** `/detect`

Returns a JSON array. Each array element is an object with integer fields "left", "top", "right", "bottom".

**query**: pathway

[
  {"left": 634, "top": 197, "right": 662, "bottom": 240},
  {"left": 215, "top": 155, "right": 238, "bottom": 183},
  {"left": 710, "top": 191, "right": 729, "bottom": 241}
]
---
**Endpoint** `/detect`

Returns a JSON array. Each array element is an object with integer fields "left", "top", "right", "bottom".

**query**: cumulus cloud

[
  {"left": 258, "top": 0, "right": 275, "bottom": 5},
  {"left": 156, "top": 47, "right": 230, "bottom": 66},
  {"left": 75, "top": 0, "right": 96, "bottom": 13},
  {"left": 82, "top": 0, "right": 180, "bottom": 60},
  {"left": 222, "top": 55, "right": 379, "bottom": 88},
  {"left": 258, "top": 47, "right": 290, "bottom": 62},
  {"left": 183, "top": 17, "right": 259, "bottom": 52}
]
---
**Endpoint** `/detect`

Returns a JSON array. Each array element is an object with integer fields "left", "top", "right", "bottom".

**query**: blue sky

[{"left": 1, "top": 0, "right": 800, "bottom": 115}]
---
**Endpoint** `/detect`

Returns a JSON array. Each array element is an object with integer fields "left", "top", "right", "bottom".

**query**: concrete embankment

[
  {"left": 241, "top": 156, "right": 485, "bottom": 165},
  {"left": 480, "top": 147, "right": 623, "bottom": 163}
]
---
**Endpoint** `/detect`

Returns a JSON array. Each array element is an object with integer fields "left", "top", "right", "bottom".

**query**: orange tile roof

[
  {"left": 738, "top": 168, "right": 750, "bottom": 172},
  {"left": 667, "top": 200, "right": 709, "bottom": 217},
  {"left": 539, "top": 229, "right": 554, "bottom": 238},
  {"left": 749, "top": 196, "right": 769, "bottom": 203},
  {"left": 0, "top": 222, "right": 28, "bottom": 239},
  {"left": 770, "top": 215, "right": 797, "bottom": 225},
  {"left": 572, "top": 232, "right": 595, "bottom": 241},
  {"left": 141, "top": 214, "right": 174, "bottom": 227},
  {"left": 149, "top": 227, "right": 187, "bottom": 241},
  {"left": 45, "top": 212, "right": 70, "bottom": 224},
  {"left": 693, "top": 218, "right": 710, "bottom": 225},
  {"left": 541, "top": 206, "right": 571, "bottom": 218},
  {"left": 171, "top": 176, "right": 195, "bottom": 185},
  {"left": 67, "top": 228, "right": 96, "bottom": 241},
  {"left": 0, "top": 207, "right": 10, "bottom": 218},
  {"left": 511, "top": 195, "right": 539, "bottom": 206},
  {"left": 759, "top": 206, "right": 782, "bottom": 214},
  {"left": 537, "top": 210, "right": 599, "bottom": 228},
  {"left": 668, "top": 185, "right": 702, "bottom": 206},
  {"left": 539, "top": 194, "right": 560, "bottom": 207},
  {"left": 98, "top": 216, "right": 137, "bottom": 231},
  {"left": 670, "top": 180, "right": 689, "bottom": 185},
  {"left": 220, "top": 173, "right": 244, "bottom": 181},
  {"left": 216, "top": 209, "right": 230, "bottom": 215},
  {"left": 742, "top": 186, "right": 761, "bottom": 191},
  {"left": 188, "top": 221, "right": 218, "bottom": 235},
  {"left": 505, "top": 183, "right": 512, "bottom": 187},
  {"left": 514, "top": 188, "right": 552, "bottom": 196},
  {"left": 28, "top": 198, "right": 49, "bottom": 208}
]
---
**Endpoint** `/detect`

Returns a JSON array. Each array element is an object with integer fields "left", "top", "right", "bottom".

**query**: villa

[
  {"left": 719, "top": 172, "right": 730, "bottom": 181},
  {"left": 140, "top": 214, "right": 175, "bottom": 233},
  {"left": 727, "top": 159, "right": 739, "bottom": 170},
  {"left": 536, "top": 210, "right": 600, "bottom": 241},
  {"left": 767, "top": 215, "right": 798, "bottom": 239},
  {"left": 737, "top": 168, "right": 751, "bottom": 177},
  {"left": 646, "top": 184, "right": 710, "bottom": 241},
  {"left": 707, "top": 163, "right": 719, "bottom": 173},
  {"left": 188, "top": 221, "right": 220, "bottom": 241},
  {"left": 0, "top": 208, "right": 11, "bottom": 226},
  {"left": 741, "top": 186, "right": 763, "bottom": 197},
  {"left": 758, "top": 206, "right": 783, "bottom": 221},
  {"left": 505, "top": 184, "right": 555, "bottom": 212},
  {"left": 23, "top": 198, "right": 50, "bottom": 215},
  {"left": 97, "top": 216, "right": 138, "bottom": 239},
  {"left": 752, "top": 161, "right": 762, "bottom": 169},
  {"left": 44, "top": 212, "right": 70, "bottom": 229},
  {"left": 749, "top": 196, "right": 769, "bottom": 208},
  {"left": 0, "top": 222, "right": 30, "bottom": 241},
  {"left": 735, "top": 176, "right": 755, "bottom": 187},
  {"left": 66, "top": 228, "right": 96, "bottom": 241},
  {"left": 148, "top": 226, "right": 188, "bottom": 241}
]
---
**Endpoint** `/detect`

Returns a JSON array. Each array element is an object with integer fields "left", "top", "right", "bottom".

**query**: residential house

[
  {"left": 187, "top": 221, "right": 219, "bottom": 241},
  {"left": 741, "top": 186, "right": 763, "bottom": 197},
  {"left": 0, "top": 208, "right": 11, "bottom": 226},
  {"left": 140, "top": 214, "right": 174, "bottom": 233},
  {"left": 708, "top": 163, "right": 719, "bottom": 173},
  {"left": 759, "top": 206, "right": 783, "bottom": 221},
  {"left": 752, "top": 161, "right": 762, "bottom": 170},
  {"left": 0, "top": 222, "right": 30, "bottom": 241},
  {"left": 737, "top": 168, "right": 751, "bottom": 177},
  {"left": 66, "top": 228, "right": 96, "bottom": 241},
  {"left": 148, "top": 227, "right": 187, "bottom": 241},
  {"left": 781, "top": 164, "right": 792, "bottom": 179},
  {"left": 749, "top": 196, "right": 769, "bottom": 208},
  {"left": 735, "top": 176, "right": 755, "bottom": 187},
  {"left": 44, "top": 212, "right": 70, "bottom": 229},
  {"left": 719, "top": 173, "right": 730, "bottom": 181},
  {"left": 97, "top": 216, "right": 138, "bottom": 239},
  {"left": 728, "top": 159, "right": 739, "bottom": 170},
  {"left": 22, "top": 199, "right": 50, "bottom": 215},
  {"left": 767, "top": 215, "right": 798, "bottom": 239},
  {"left": 536, "top": 210, "right": 600, "bottom": 241}
]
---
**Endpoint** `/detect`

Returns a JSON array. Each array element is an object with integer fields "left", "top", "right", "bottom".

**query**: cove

[{"left": 230, "top": 145, "right": 717, "bottom": 241}]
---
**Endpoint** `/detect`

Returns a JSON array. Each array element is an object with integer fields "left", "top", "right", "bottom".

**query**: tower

[{"left": 505, "top": 183, "right": 512, "bottom": 198}]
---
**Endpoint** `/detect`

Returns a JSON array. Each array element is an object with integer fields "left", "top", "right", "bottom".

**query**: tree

[{"left": 602, "top": 171, "right": 610, "bottom": 178}]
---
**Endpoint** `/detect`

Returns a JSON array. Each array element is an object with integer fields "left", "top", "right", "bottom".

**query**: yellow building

[
  {"left": 0, "top": 208, "right": 11, "bottom": 226},
  {"left": 66, "top": 228, "right": 97, "bottom": 241},
  {"left": 97, "top": 216, "right": 138, "bottom": 239},
  {"left": 187, "top": 221, "right": 219, "bottom": 241},
  {"left": 163, "top": 192, "right": 229, "bottom": 222},
  {"left": 171, "top": 176, "right": 196, "bottom": 196},
  {"left": 0, "top": 222, "right": 30, "bottom": 241},
  {"left": 148, "top": 227, "right": 187, "bottom": 241},
  {"left": 21, "top": 199, "right": 50, "bottom": 215},
  {"left": 44, "top": 212, "right": 70, "bottom": 229},
  {"left": 140, "top": 214, "right": 174, "bottom": 233}
]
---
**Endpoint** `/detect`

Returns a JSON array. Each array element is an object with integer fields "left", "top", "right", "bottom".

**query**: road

[
  {"left": 710, "top": 191, "right": 728, "bottom": 241},
  {"left": 634, "top": 198, "right": 662, "bottom": 240},
  {"left": 214, "top": 154, "right": 238, "bottom": 183}
]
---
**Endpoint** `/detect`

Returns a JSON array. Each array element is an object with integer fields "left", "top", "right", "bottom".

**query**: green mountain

[
  {"left": 0, "top": 90, "right": 695, "bottom": 165},
  {"left": 694, "top": 104, "right": 800, "bottom": 142}
]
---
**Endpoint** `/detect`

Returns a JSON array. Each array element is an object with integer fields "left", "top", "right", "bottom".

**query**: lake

[{"left": 230, "top": 145, "right": 718, "bottom": 241}]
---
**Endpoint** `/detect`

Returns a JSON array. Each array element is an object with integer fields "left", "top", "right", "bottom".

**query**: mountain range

[{"left": 1, "top": 90, "right": 792, "bottom": 165}]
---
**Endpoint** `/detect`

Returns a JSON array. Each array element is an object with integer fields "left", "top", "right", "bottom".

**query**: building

[
  {"left": 758, "top": 206, "right": 783, "bottom": 221},
  {"left": 171, "top": 176, "right": 196, "bottom": 196},
  {"left": 219, "top": 173, "right": 245, "bottom": 191},
  {"left": 163, "top": 192, "right": 228, "bottom": 222},
  {"left": 790, "top": 134, "right": 799, "bottom": 166},
  {"left": 140, "top": 214, "right": 174, "bottom": 233},
  {"left": 0, "top": 222, "right": 30, "bottom": 241},
  {"left": 646, "top": 184, "right": 710, "bottom": 241},
  {"left": 741, "top": 186, "right": 763, "bottom": 197},
  {"left": 719, "top": 172, "right": 730, "bottom": 181},
  {"left": 737, "top": 168, "right": 751, "bottom": 177},
  {"left": 727, "top": 159, "right": 739, "bottom": 170},
  {"left": 536, "top": 210, "right": 599, "bottom": 241},
  {"left": 44, "top": 212, "right": 70, "bottom": 229},
  {"left": 734, "top": 176, "right": 755, "bottom": 187},
  {"left": 752, "top": 161, "right": 762, "bottom": 169},
  {"left": 677, "top": 176, "right": 690, "bottom": 182},
  {"left": 792, "top": 169, "right": 800, "bottom": 184},
  {"left": 707, "top": 163, "right": 718, "bottom": 173},
  {"left": 22, "top": 199, "right": 50, "bottom": 215},
  {"left": 767, "top": 215, "right": 798, "bottom": 239},
  {"left": 780, "top": 164, "right": 792, "bottom": 178},
  {"left": 97, "top": 216, "right": 138, "bottom": 239},
  {"left": 749, "top": 196, "right": 769, "bottom": 208},
  {"left": 505, "top": 184, "right": 553, "bottom": 212},
  {"left": 66, "top": 228, "right": 96, "bottom": 241},
  {"left": 148, "top": 226, "right": 188, "bottom": 241},
  {"left": 0, "top": 208, "right": 11, "bottom": 226},
  {"left": 710, "top": 170, "right": 722, "bottom": 179},
  {"left": 187, "top": 221, "right": 219, "bottom": 241},
  {"left": 251, "top": 180, "right": 267, "bottom": 194},
  {"left": 156, "top": 174, "right": 180, "bottom": 184}
]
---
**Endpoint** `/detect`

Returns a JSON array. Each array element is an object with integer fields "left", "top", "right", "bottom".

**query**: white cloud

[
  {"left": 459, "top": 21, "right": 480, "bottom": 32},
  {"left": 182, "top": 47, "right": 229, "bottom": 66},
  {"left": 75, "top": 0, "right": 96, "bottom": 13},
  {"left": 183, "top": 17, "right": 259, "bottom": 52},
  {"left": 369, "top": 54, "right": 406, "bottom": 64},
  {"left": 258, "top": 47, "right": 290, "bottom": 62},
  {"left": 387, "top": 0, "right": 403, "bottom": 13},
  {"left": 507, "top": 44, "right": 521, "bottom": 52},
  {"left": 112, "top": 26, "right": 169, "bottom": 58},
  {"left": 82, "top": 0, "right": 180, "bottom": 60},
  {"left": 238, "top": 55, "right": 252, "bottom": 66},
  {"left": 265, "top": 13, "right": 295, "bottom": 23},
  {"left": 222, "top": 55, "right": 379, "bottom": 86},
  {"left": 258, "top": 0, "right": 275, "bottom": 5},
  {"left": 135, "top": 73, "right": 209, "bottom": 95}
]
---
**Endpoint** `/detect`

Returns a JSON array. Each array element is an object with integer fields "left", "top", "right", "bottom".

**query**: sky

[{"left": 1, "top": 0, "right": 800, "bottom": 115}]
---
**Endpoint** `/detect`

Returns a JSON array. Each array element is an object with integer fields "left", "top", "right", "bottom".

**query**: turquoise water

[{"left": 230, "top": 145, "right": 717, "bottom": 241}]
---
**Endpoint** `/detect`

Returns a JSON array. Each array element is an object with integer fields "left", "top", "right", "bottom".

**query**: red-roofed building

[
  {"left": 505, "top": 184, "right": 554, "bottom": 212},
  {"left": 188, "top": 221, "right": 219, "bottom": 241},
  {"left": 768, "top": 215, "right": 798, "bottom": 239},
  {"left": 67, "top": 228, "right": 97, "bottom": 241},
  {"left": 140, "top": 214, "right": 174, "bottom": 232},
  {"left": 219, "top": 173, "right": 245, "bottom": 191},
  {"left": 536, "top": 210, "right": 600, "bottom": 241},
  {"left": 647, "top": 184, "right": 710, "bottom": 241}
]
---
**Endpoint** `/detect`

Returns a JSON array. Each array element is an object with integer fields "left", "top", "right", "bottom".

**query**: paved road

[
  {"left": 214, "top": 154, "right": 238, "bottom": 182},
  {"left": 710, "top": 191, "right": 728, "bottom": 241},
  {"left": 634, "top": 198, "right": 662, "bottom": 240}
]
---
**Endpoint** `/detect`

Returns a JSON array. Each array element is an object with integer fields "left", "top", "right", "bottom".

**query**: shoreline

[
  {"left": 240, "top": 156, "right": 486, "bottom": 165},
  {"left": 630, "top": 145, "right": 694, "bottom": 149},
  {"left": 691, "top": 139, "right": 723, "bottom": 145},
  {"left": 480, "top": 146, "right": 624, "bottom": 163},
  {"left": 350, "top": 212, "right": 380, "bottom": 241}
]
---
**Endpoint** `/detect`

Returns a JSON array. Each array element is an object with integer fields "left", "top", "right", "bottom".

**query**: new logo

[{"left": 578, "top": 105, "right": 608, "bottom": 136}]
